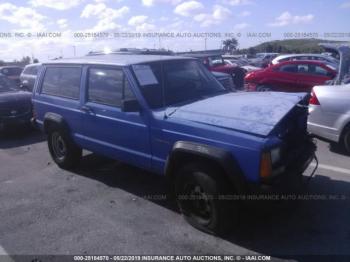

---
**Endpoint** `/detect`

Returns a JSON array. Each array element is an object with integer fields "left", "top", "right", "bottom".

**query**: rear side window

[
  {"left": 41, "top": 67, "right": 81, "bottom": 99},
  {"left": 297, "top": 64, "right": 309, "bottom": 74},
  {"left": 279, "top": 64, "right": 297, "bottom": 73},
  {"left": 308, "top": 65, "right": 331, "bottom": 76},
  {"left": 23, "top": 65, "right": 39, "bottom": 76},
  {"left": 88, "top": 68, "right": 135, "bottom": 107}
]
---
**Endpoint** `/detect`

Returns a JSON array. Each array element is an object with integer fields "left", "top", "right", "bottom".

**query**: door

[
  {"left": 295, "top": 63, "right": 333, "bottom": 92},
  {"left": 78, "top": 66, "right": 151, "bottom": 169},
  {"left": 267, "top": 64, "right": 299, "bottom": 91}
]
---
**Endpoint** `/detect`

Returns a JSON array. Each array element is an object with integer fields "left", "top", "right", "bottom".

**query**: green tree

[
  {"left": 20, "top": 56, "right": 31, "bottom": 65},
  {"left": 222, "top": 38, "right": 238, "bottom": 54}
]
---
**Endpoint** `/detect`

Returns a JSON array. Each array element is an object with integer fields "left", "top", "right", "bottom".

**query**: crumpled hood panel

[{"left": 167, "top": 92, "right": 307, "bottom": 136}]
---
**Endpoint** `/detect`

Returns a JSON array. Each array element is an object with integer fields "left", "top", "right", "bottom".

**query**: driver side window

[{"left": 87, "top": 68, "right": 135, "bottom": 107}]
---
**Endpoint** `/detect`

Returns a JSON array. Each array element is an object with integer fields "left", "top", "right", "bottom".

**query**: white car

[
  {"left": 272, "top": 54, "right": 339, "bottom": 68},
  {"left": 224, "top": 59, "right": 260, "bottom": 72},
  {"left": 307, "top": 45, "right": 350, "bottom": 153},
  {"left": 308, "top": 84, "right": 350, "bottom": 153}
]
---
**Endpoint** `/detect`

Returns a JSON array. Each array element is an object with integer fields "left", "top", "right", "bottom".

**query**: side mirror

[{"left": 121, "top": 99, "right": 141, "bottom": 112}]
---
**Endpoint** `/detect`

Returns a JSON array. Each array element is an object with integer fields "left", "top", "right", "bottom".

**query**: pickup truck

[{"left": 32, "top": 54, "right": 316, "bottom": 235}]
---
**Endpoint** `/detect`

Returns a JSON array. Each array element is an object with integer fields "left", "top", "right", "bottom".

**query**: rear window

[
  {"left": 41, "top": 67, "right": 81, "bottom": 99},
  {"left": 23, "top": 65, "right": 40, "bottom": 76}
]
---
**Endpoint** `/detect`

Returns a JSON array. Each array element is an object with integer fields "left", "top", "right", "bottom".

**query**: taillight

[{"left": 309, "top": 90, "right": 320, "bottom": 105}]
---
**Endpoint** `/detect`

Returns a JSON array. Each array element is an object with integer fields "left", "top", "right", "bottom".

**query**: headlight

[{"left": 270, "top": 147, "right": 281, "bottom": 164}]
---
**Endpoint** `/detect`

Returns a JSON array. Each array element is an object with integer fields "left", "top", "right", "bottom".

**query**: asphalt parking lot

[{"left": 0, "top": 128, "right": 349, "bottom": 261}]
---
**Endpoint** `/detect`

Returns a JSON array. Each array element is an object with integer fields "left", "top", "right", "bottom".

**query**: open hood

[{"left": 319, "top": 43, "right": 350, "bottom": 84}]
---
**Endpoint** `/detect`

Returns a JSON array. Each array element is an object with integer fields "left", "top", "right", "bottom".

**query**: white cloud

[
  {"left": 128, "top": 15, "right": 156, "bottom": 32},
  {"left": 234, "top": 22, "right": 249, "bottom": 30},
  {"left": 268, "top": 11, "right": 314, "bottom": 27},
  {"left": 30, "top": 0, "right": 84, "bottom": 10},
  {"left": 239, "top": 11, "right": 251, "bottom": 17},
  {"left": 142, "top": 0, "right": 182, "bottom": 6},
  {"left": 0, "top": 3, "right": 46, "bottom": 31},
  {"left": 194, "top": 5, "right": 231, "bottom": 27},
  {"left": 340, "top": 1, "right": 350, "bottom": 8},
  {"left": 57, "top": 18, "right": 68, "bottom": 29},
  {"left": 80, "top": 3, "right": 129, "bottom": 31},
  {"left": 136, "top": 23, "right": 156, "bottom": 31},
  {"left": 128, "top": 15, "right": 148, "bottom": 26},
  {"left": 174, "top": 1, "right": 204, "bottom": 17},
  {"left": 223, "top": 0, "right": 252, "bottom": 6}
]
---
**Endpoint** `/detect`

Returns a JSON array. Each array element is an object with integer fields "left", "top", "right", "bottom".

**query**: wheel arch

[
  {"left": 43, "top": 112, "right": 70, "bottom": 134},
  {"left": 165, "top": 141, "right": 247, "bottom": 194}
]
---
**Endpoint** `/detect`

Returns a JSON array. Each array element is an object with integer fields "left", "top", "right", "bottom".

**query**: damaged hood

[{"left": 166, "top": 92, "right": 308, "bottom": 136}]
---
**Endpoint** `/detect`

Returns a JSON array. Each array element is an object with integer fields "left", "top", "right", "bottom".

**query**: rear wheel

[
  {"left": 175, "top": 162, "right": 237, "bottom": 235},
  {"left": 47, "top": 127, "right": 82, "bottom": 169}
]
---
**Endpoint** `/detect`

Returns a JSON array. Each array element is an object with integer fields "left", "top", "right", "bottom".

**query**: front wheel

[
  {"left": 175, "top": 162, "right": 237, "bottom": 235},
  {"left": 48, "top": 128, "right": 82, "bottom": 169},
  {"left": 340, "top": 125, "right": 350, "bottom": 154}
]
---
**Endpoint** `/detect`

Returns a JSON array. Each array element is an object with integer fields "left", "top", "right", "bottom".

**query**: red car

[
  {"left": 182, "top": 53, "right": 246, "bottom": 89},
  {"left": 245, "top": 60, "right": 337, "bottom": 92}
]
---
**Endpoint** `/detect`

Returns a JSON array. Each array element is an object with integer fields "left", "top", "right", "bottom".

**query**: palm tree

[{"left": 222, "top": 38, "right": 238, "bottom": 54}]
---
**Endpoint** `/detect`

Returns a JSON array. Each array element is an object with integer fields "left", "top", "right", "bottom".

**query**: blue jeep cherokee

[{"left": 32, "top": 54, "right": 316, "bottom": 234}]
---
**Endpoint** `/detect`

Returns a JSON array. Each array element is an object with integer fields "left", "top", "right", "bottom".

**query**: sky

[{"left": 0, "top": 0, "right": 349, "bottom": 61}]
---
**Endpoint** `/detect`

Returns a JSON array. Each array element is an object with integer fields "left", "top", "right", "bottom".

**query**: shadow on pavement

[
  {"left": 72, "top": 153, "right": 350, "bottom": 260},
  {"left": 0, "top": 127, "right": 45, "bottom": 149}
]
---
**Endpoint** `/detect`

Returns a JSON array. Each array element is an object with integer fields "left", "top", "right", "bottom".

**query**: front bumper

[{"left": 249, "top": 139, "right": 317, "bottom": 194}]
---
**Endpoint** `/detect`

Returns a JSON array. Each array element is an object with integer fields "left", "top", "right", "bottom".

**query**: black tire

[
  {"left": 175, "top": 162, "right": 237, "bottom": 235},
  {"left": 256, "top": 85, "right": 272, "bottom": 92},
  {"left": 47, "top": 127, "right": 82, "bottom": 169},
  {"left": 340, "top": 125, "right": 350, "bottom": 155},
  {"left": 232, "top": 68, "right": 246, "bottom": 90}
]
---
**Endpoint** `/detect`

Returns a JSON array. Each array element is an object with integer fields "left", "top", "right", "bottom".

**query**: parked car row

[
  {"left": 0, "top": 66, "right": 23, "bottom": 84},
  {"left": 0, "top": 74, "right": 32, "bottom": 131},
  {"left": 245, "top": 60, "right": 337, "bottom": 92}
]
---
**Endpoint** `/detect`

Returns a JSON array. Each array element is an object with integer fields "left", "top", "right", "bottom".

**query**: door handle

[{"left": 80, "top": 105, "right": 95, "bottom": 114}]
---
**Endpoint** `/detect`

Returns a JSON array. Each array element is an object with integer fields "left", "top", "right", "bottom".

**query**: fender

[
  {"left": 43, "top": 112, "right": 69, "bottom": 134},
  {"left": 165, "top": 141, "right": 247, "bottom": 193}
]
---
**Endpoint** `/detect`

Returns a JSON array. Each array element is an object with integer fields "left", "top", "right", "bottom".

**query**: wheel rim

[
  {"left": 182, "top": 181, "right": 213, "bottom": 224},
  {"left": 51, "top": 132, "right": 67, "bottom": 161}
]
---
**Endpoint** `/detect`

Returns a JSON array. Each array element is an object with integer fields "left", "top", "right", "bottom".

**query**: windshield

[
  {"left": 132, "top": 60, "right": 227, "bottom": 109},
  {"left": 0, "top": 76, "right": 17, "bottom": 92}
]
